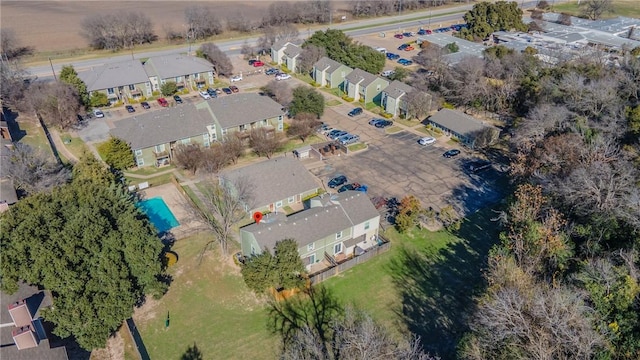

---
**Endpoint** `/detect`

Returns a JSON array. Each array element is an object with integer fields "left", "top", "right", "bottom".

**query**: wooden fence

[{"left": 309, "top": 238, "right": 391, "bottom": 284}]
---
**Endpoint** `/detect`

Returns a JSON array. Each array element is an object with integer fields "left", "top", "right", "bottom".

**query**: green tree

[
  {"left": 304, "top": 29, "right": 385, "bottom": 74},
  {"left": 445, "top": 42, "right": 460, "bottom": 53},
  {"left": 59, "top": 65, "right": 90, "bottom": 106},
  {"left": 97, "top": 137, "right": 135, "bottom": 171},
  {"left": 289, "top": 86, "right": 324, "bottom": 118},
  {"left": 461, "top": 1, "right": 527, "bottom": 40},
  {"left": 484, "top": 45, "right": 515, "bottom": 59},
  {"left": 90, "top": 91, "right": 110, "bottom": 107},
  {"left": 160, "top": 81, "right": 178, "bottom": 96},
  {"left": 388, "top": 67, "right": 409, "bottom": 81},
  {"left": 0, "top": 155, "right": 166, "bottom": 350},
  {"left": 241, "top": 239, "right": 306, "bottom": 293}
]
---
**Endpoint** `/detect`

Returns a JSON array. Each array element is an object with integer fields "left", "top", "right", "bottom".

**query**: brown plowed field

[{"left": 1, "top": 1, "right": 348, "bottom": 53}]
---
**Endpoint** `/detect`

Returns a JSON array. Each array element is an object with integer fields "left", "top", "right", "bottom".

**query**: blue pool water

[{"left": 137, "top": 197, "right": 180, "bottom": 233}]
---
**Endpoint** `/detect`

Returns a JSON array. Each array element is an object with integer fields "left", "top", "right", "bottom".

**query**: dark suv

[
  {"left": 348, "top": 108, "right": 363, "bottom": 117},
  {"left": 173, "top": 95, "right": 183, "bottom": 104},
  {"left": 328, "top": 175, "right": 348, "bottom": 188}
]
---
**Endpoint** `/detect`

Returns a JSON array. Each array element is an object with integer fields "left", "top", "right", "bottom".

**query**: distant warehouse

[{"left": 427, "top": 109, "right": 499, "bottom": 149}]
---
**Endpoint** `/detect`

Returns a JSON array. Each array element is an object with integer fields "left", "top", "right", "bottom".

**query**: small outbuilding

[{"left": 427, "top": 109, "right": 499, "bottom": 148}]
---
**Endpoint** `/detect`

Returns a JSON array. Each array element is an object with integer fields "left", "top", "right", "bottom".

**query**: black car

[
  {"left": 348, "top": 108, "right": 363, "bottom": 117},
  {"left": 173, "top": 95, "right": 183, "bottom": 104},
  {"left": 141, "top": 101, "right": 151, "bottom": 109},
  {"left": 328, "top": 175, "right": 348, "bottom": 189},
  {"left": 443, "top": 149, "right": 461, "bottom": 158},
  {"left": 248, "top": 59, "right": 257, "bottom": 65},
  {"left": 222, "top": 88, "right": 233, "bottom": 95},
  {"left": 375, "top": 120, "right": 393, "bottom": 128},
  {"left": 265, "top": 68, "right": 278, "bottom": 75},
  {"left": 125, "top": 105, "right": 135, "bottom": 113},
  {"left": 206, "top": 88, "right": 218, "bottom": 98},
  {"left": 397, "top": 44, "right": 409, "bottom": 51}
]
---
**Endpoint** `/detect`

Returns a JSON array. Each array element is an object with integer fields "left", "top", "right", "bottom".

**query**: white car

[
  {"left": 93, "top": 109, "right": 104, "bottom": 118},
  {"left": 381, "top": 70, "right": 395, "bottom": 77},
  {"left": 230, "top": 74, "right": 243, "bottom": 82},
  {"left": 199, "top": 91, "right": 211, "bottom": 100},
  {"left": 275, "top": 73, "right": 291, "bottom": 81},
  {"left": 418, "top": 136, "right": 436, "bottom": 146}
]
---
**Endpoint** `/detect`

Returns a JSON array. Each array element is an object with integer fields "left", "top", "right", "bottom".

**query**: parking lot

[{"left": 310, "top": 129, "right": 506, "bottom": 216}]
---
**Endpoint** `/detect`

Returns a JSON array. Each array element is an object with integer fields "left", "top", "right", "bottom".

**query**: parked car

[
  {"left": 348, "top": 107, "right": 363, "bottom": 117},
  {"left": 386, "top": 52, "right": 400, "bottom": 60},
  {"left": 369, "top": 118, "right": 384, "bottom": 126},
  {"left": 157, "top": 98, "right": 169, "bottom": 107},
  {"left": 338, "top": 134, "right": 360, "bottom": 145},
  {"left": 141, "top": 101, "right": 151, "bottom": 109},
  {"left": 402, "top": 32, "right": 414, "bottom": 37},
  {"left": 418, "top": 136, "right": 436, "bottom": 145},
  {"left": 338, "top": 182, "right": 360, "bottom": 193},
  {"left": 404, "top": 45, "right": 414, "bottom": 51},
  {"left": 265, "top": 68, "right": 278, "bottom": 75},
  {"left": 327, "top": 129, "right": 344, "bottom": 138},
  {"left": 199, "top": 91, "right": 211, "bottom": 99},
  {"left": 252, "top": 61, "right": 264, "bottom": 67},
  {"left": 276, "top": 73, "right": 291, "bottom": 81},
  {"left": 229, "top": 85, "right": 239, "bottom": 93},
  {"left": 417, "top": 29, "right": 427, "bottom": 35},
  {"left": 173, "top": 95, "right": 183, "bottom": 104},
  {"left": 125, "top": 105, "right": 135, "bottom": 113},
  {"left": 375, "top": 120, "right": 393, "bottom": 128},
  {"left": 398, "top": 59, "right": 413, "bottom": 66},
  {"left": 93, "top": 108, "right": 104, "bottom": 118},
  {"left": 248, "top": 59, "right": 258, "bottom": 65},
  {"left": 222, "top": 88, "right": 233, "bottom": 95},
  {"left": 467, "top": 160, "right": 492, "bottom": 173},
  {"left": 329, "top": 130, "right": 348, "bottom": 140},
  {"left": 206, "top": 88, "right": 217, "bottom": 97},
  {"left": 230, "top": 74, "right": 243, "bottom": 82},
  {"left": 397, "top": 44, "right": 409, "bottom": 51},
  {"left": 443, "top": 149, "right": 461, "bottom": 158},
  {"left": 328, "top": 175, "right": 348, "bottom": 188},
  {"left": 394, "top": 34, "right": 404, "bottom": 39},
  {"left": 381, "top": 70, "right": 395, "bottom": 77}
]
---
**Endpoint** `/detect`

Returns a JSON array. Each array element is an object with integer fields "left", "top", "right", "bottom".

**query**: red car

[
  {"left": 394, "top": 34, "right": 403, "bottom": 39},
  {"left": 229, "top": 85, "right": 239, "bottom": 93},
  {"left": 157, "top": 98, "right": 168, "bottom": 107},
  {"left": 252, "top": 61, "right": 264, "bottom": 67}
]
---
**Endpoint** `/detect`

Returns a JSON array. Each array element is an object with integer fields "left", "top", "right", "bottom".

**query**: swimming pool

[{"left": 137, "top": 197, "right": 180, "bottom": 233}]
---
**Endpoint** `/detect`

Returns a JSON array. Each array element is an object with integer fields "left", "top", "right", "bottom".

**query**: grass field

[
  {"left": 551, "top": 0, "right": 640, "bottom": 19},
  {"left": 136, "top": 207, "right": 501, "bottom": 359}
]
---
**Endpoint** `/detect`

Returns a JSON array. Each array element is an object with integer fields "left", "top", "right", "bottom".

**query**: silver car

[{"left": 338, "top": 134, "right": 360, "bottom": 145}]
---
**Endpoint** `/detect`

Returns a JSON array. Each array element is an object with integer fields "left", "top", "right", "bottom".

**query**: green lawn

[
  {"left": 60, "top": 133, "right": 89, "bottom": 159},
  {"left": 326, "top": 99, "right": 342, "bottom": 107},
  {"left": 551, "top": 0, "right": 640, "bottom": 18},
  {"left": 125, "top": 172, "right": 175, "bottom": 187},
  {"left": 347, "top": 142, "right": 368, "bottom": 152},
  {"left": 14, "top": 120, "right": 53, "bottom": 155},
  {"left": 324, "top": 208, "right": 501, "bottom": 358},
  {"left": 136, "top": 233, "right": 278, "bottom": 360},
  {"left": 320, "top": 87, "right": 344, "bottom": 98}
]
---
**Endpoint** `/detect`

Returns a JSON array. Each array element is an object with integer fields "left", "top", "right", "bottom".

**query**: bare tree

[
  {"left": 262, "top": 80, "right": 293, "bottom": 106},
  {"left": 258, "top": 24, "right": 299, "bottom": 51},
  {"left": 240, "top": 41, "right": 256, "bottom": 60},
  {"left": 557, "top": 12, "right": 572, "bottom": 26},
  {"left": 298, "top": 45, "right": 327, "bottom": 74},
  {"left": 81, "top": 13, "right": 156, "bottom": 50},
  {"left": 184, "top": 6, "right": 223, "bottom": 40},
  {"left": 404, "top": 91, "right": 433, "bottom": 120},
  {"left": 288, "top": 113, "right": 321, "bottom": 142},
  {"left": 249, "top": 128, "right": 282, "bottom": 159},
  {"left": 580, "top": 0, "right": 614, "bottom": 20},
  {"left": 0, "top": 28, "right": 33, "bottom": 59},
  {"left": 173, "top": 144, "right": 203, "bottom": 173},
  {"left": 196, "top": 177, "right": 253, "bottom": 257},
  {"left": 6, "top": 143, "right": 70, "bottom": 196},
  {"left": 220, "top": 134, "right": 245, "bottom": 164},
  {"left": 264, "top": 2, "right": 299, "bottom": 26},
  {"left": 226, "top": 11, "right": 255, "bottom": 33},
  {"left": 0, "top": 57, "right": 29, "bottom": 110},
  {"left": 27, "top": 82, "right": 83, "bottom": 130},
  {"left": 198, "top": 43, "right": 233, "bottom": 77},
  {"left": 199, "top": 145, "right": 230, "bottom": 174}
]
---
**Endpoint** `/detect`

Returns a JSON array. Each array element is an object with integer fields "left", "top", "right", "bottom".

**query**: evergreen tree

[
  {"left": 289, "top": 86, "right": 325, "bottom": 118},
  {"left": 59, "top": 65, "right": 90, "bottom": 106}
]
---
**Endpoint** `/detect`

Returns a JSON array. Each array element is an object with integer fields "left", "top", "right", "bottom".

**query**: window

[
  {"left": 275, "top": 200, "right": 283, "bottom": 208},
  {"left": 203, "top": 134, "right": 210, "bottom": 147},
  {"left": 278, "top": 122, "right": 283, "bottom": 131},
  {"left": 146, "top": 82, "right": 151, "bottom": 88},
  {"left": 336, "top": 231, "right": 343, "bottom": 240},
  {"left": 288, "top": 196, "right": 295, "bottom": 204},
  {"left": 136, "top": 157, "right": 144, "bottom": 166},
  {"left": 107, "top": 88, "right": 114, "bottom": 94},
  {"left": 154, "top": 144, "right": 165, "bottom": 153},
  {"left": 376, "top": 84, "right": 381, "bottom": 91},
  {"left": 222, "top": 128, "right": 228, "bottom": 136},
  {"left": 364, "top": 221, "right": 370, "bottom": 230},
  {"left": 307, "top": 243, "right": 315, "bottom": 251},
  {"left": 181, "top": 138, "right": 191, "bottom": 144},
  {"left": 334, "top": 243, "right": 342, "bottom": 254},
  {"left": 134, "top": 149, "right": 143, "bottom": 156},
  {"left": 129, "top": 84, "right": 135, "bottom": 91},
  {"left": 251, "top": 246, "right": 256, "bottom": 255},
  {"left": 307, "top": 254, "right": 316, "bottom": 265},
  {"left": 239, "top": 124, "right": 247, "bottom": 131}
]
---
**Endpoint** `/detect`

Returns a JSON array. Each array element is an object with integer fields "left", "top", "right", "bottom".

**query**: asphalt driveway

[{"left": 310, "top": 129, "right": 506, "bottom": 216}]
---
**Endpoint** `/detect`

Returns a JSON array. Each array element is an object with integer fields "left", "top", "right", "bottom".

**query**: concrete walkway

[
  {"left": 124, "top": 167, "right": 177, "bottom": 179},
  {"left": 49, "top": 128, "right": 79, "bottom": 163}
]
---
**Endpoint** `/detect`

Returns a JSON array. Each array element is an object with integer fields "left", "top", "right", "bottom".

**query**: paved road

[{"left": 26, "top": 0, "right": 543, "bottom": 80}]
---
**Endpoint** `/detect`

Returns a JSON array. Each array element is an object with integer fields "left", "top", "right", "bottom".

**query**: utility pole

[{"left": 48, "top": 57, "right": 57, "bottom": 81}]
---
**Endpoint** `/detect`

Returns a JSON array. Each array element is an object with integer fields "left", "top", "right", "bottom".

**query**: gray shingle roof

[
  {"left": 78, "top": 60, "right": 149, "bottom": 92},
  {"left": 242, "top": 191, "right": 379, "bottom": 251},
  {"left": 271, "top": 38, "right": 303, "bottom": 52},
  {"left": 313, "top": 56, "right": 351, "bottom": 74},
  {"left": 283, "top": 43, "right": 302, "bottom": 58},
  {"left": 143, "top": 54, "right": 214, "bottom": 80},
  {"left": 110, "top": 104, "right": 213, "bottom": 150},
  {"left": 206, "top": 93, "right": 285, "bottom": 129},
  {"left": 383, "top": 80, "right": 414, "bottom": 99},
  {"left": 345, "top": 68, "right": 379, "bottom": 87},
  {"left": 428, "top": 109, "right": 492, "bottom": 137},
  {"left": 221, "top": 156, "right": 320, "bottom": 210}
]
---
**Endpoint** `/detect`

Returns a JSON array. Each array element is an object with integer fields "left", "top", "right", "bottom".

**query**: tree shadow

[
  {"left": 388, "top": 209, "right": 501, "bottom": 359},
  {"left": 180, "top": 342, "right": 204, "bottom": 360}
]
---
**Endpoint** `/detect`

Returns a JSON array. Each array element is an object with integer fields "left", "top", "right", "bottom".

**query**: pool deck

[{"left": 141, "top": 183, "right": 206, "bottom": 240}]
